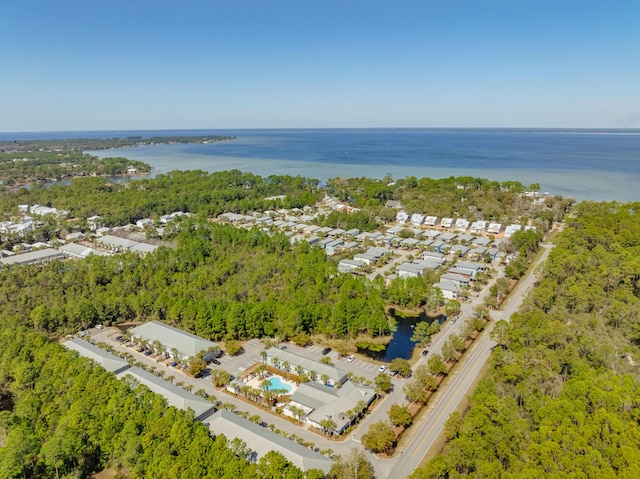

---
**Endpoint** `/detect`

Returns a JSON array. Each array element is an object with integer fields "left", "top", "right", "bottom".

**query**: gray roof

[
  {"left": 130, "top": 320, "right": 218, "bottom": 358},
  {"left": 130, "top": 242, "right": 158, "bottom": 254},
  {"left": 118, "top": 367, "right": 215, "bottom": 420},
  {"left": 266, "top": 348, "right": 347, "bottom": 383},
  {"left": 456, "top": 260, "right": 486, "bottom": 271},
  {"left": 440, "top": 273, "right": 471, "bottom": 284},
  {"left": 98, "top": 235, "right": 138, "bottom": 249},
  {"left": 205, "top": 410, "right": 332, "bottom": 473},
  {"left": 0, "top": 248, "right": 64, "bottom": 266},
  {"left": 291, "top": 381, "right": 376, "bottom": 434},
  {"left": 472, "top": 236, "right": 491, "bottom": 246},
  {"left": 434, "top": 282, "right": 459, "bottom": 292},
  {"left": 59, "top": 243, "right": 111, "bottom": 259},
  {"left": 438, "top": 232, "right": 457, "bottom": 242},
  {"left": 64, "top": 338, "right": 130, "bottom": 374}
]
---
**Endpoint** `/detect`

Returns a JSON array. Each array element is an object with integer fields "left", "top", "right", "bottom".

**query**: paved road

[{"left": 388, "top": 243, "right": 554, "bottom": 478}]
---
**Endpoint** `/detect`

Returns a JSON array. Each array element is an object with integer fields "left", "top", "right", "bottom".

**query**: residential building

[
  {"left": 130, "top": 320, "right": 220, "bottom": 362},
  {"left": 265, "top": 348, "right": 348, "bottom": 387},
  {"left": 118, "top": 367, "right": 215, "bottom": 421},
  {"left": 59, "top": 243, "right": 112, "bottom": 260},
  {"left": 64, "top": 337, "right": 130, "bottom": 374},
  {"left": 0, "top": 248, "right": 64, "bottom": 267},
  {"left": 206, "top": 410, "right": 332, "bottom": 473},
  {"left": 433, "top": 282, "right": 459, "bottom": 300},
  {"left": 487, "top": 222, "right": 502, "bottom": 234},
  {"left": 338, "top": 258, "right": 365, "bottom": 274},
  {"left": 440, "top": 218, "right": 454, "bottom": 229},
  {"left": 285, "top": 381, "right": 376, "bottom": 436},
  {"left": 470, "top": 220, "right": 487, "bottom": 233},
  {"left": 454, "top": 218, "right": 469, "bottom": 231}
]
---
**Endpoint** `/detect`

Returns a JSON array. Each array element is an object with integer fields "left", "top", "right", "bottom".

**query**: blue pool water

[{"left": 268, "top": 376, "right": 292, "bottom": 393}]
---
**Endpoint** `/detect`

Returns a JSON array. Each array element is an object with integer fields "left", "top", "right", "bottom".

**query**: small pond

[{"left": 379, "top": 312, "right": 447, "bottom": 362}]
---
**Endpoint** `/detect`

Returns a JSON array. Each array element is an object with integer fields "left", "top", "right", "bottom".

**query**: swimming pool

[{"left": 268, "top": 376, "right": 292, "bottom": 393}]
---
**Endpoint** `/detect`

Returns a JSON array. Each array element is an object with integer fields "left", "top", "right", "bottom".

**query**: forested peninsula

[{"left": 0, "top": 135, "right": 233, "bottom": 188}]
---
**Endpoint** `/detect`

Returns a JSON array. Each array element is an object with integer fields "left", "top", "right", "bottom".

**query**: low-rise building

[
  {"left": 130, "top": 320, "right": 220, "bottom": 362},
  {"left": 64, "top": 337, "right": 130, "bottom": 374},
  {"left": 265, "top": 347, "right": 348, "bottom": 387},
  {"left": 118, "top": 367, "right": 215, "bottom": 421},
  {"left": 433, "top": 281, "right": 459, "bottom": 300},
  {"left": 0, "top": 248, "right": 64, "bottom": 267},
  {"left": 440, "top": 218, "right": 454, "bottom": 229},
  {"left": 285, "top": 380, "right": 376, "bottom": 436},
  {"left": 59, "top": 243, "right": 112, "bottom": 260},
  {"left": 206, "top": 410, "right": 332, "bottom": 473},
  {"left": 338, "top": 258, "right": 365, "bottom": 274}
]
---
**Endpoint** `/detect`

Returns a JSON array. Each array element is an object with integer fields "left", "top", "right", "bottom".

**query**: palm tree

[
  {"left": 260, "top": 351, "right": 267, "bottom": 364},
  {"left": 356, "top": 399, "right": 368, "bottom": 419},
  {"left": 273, "top": 356, "right": 280, "bottom": 369},
  {"left": 319, "top": 418, "right": 337, "bottom": 437},
  {"left": 320, "top": 374, "right": 329, "bottom": 385},
  {"left": 283, "top": 361, "right": 290, "bottom": 373},
  {"left": 309, "top": 370, "right": 317, "bottom": 382},
  {"left": 255, "top": 363, "right": 268, "bottom": 379},
  {"left": 289, "top": 405, "right": 305, "bottom": 423},
  {"left": 295, "top": 365, "right": 304, "bottom": 377},
  {"left": 260, "top": 379, "right": 271, "bottom": 392},
  {"left": 167, "top": 375, "right": 175, "bottom": 384}
]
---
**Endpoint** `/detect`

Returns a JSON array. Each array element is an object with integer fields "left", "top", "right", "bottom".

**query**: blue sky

[{"left": 1, "top": 0, "right": 639, "bottom": 131}]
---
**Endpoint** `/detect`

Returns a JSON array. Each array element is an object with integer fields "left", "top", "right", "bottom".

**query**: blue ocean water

[{"left": 3, "top": 129, "right": 639, "bottom": 201}]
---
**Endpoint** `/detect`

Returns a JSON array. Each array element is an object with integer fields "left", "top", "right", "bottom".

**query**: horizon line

[{"left": 2, "top": 126, "right": 640, "bottom": 135}]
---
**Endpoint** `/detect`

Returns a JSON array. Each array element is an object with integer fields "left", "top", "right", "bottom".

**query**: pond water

[{"left": 379, "top": 313, "right": 447, "bottom": 362}]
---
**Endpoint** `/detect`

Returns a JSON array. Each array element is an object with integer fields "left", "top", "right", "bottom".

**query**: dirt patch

[{"left": 90, "top": 468, "right": 118, "bottom": 479}]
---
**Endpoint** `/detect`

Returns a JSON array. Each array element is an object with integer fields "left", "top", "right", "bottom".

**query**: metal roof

[
  {"left": 64, "top": 338, "right": 129, "bottom": 374},
  {"left": 205, "top": 410, "right": 332, "bottom": 473},
  {"left": 130, "top": 320, "right": 218, "bottom": 358},
  {"left": 118, "top": 367, "right": 215, "bottom": 420}
]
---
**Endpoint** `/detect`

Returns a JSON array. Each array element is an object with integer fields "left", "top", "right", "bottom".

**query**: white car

[
  {"left": 378, "top": 365, "right": 388, "bottom": 373},
  {"left": 96, "top": 324, "right": 104, "bottom": 330},
  {"left": 347, "top": 355, "right": 356, "bottom": 363}
]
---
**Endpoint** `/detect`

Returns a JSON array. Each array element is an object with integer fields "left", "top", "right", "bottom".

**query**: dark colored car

[
  {"left": 421, "top": 349, "right": 429, "bottom": 356},
  {"left": 144, "top": 350, "right": 152, "bottom": 356},
  {"left": 211, "top": 359, "right": 221, "bottom": 366},
  {"left": 321, "top": 347, "right": 332, "bottom": 355},
  {"left": 115, "top": 335, "right": 123, "bottom": 342}
]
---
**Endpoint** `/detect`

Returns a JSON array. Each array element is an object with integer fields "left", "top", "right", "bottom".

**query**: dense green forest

[
  {"left": 0, "top": 327, "right": 322, "bottom": 479},
  {"left": 412, "top": 201, "right": 640, "bottom": 478},
  {"left": 2, "top": 170, "right": 320, "bottom": 226},
  {"left": 0, "top": 221, "right": 390, "bottom": 340}
]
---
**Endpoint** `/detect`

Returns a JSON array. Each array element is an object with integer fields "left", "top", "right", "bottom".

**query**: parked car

[
  {"left": 321, "top": 347, "right": 332, "bottom": 355},
  {"left": 421, "top": 349, "right": 429, "bottom": 356},
  {"left": 171, "top": 362, "right": 178, "bottom": 367},
  {"left": 211, "top": 359, "right": 221, "bottom": 366},
  {"left": 115, "top": 335, "right": 123, "bottom": 342},
  {"left": 378, "top": 365, "right": 388, "bottom": 373},
  {"left": 95, "top": 324, "right": 104, "bottom": 330},
  {"left": 144, "top": 350, "right": 152, "bottom": 356},
  {"left": 347, "top": 355, "right": 356, "bottom": 363}
]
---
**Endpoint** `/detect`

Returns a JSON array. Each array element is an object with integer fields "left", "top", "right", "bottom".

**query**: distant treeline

[{"left": 0, "top": 135, "right": 235, "bottom": 153}]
